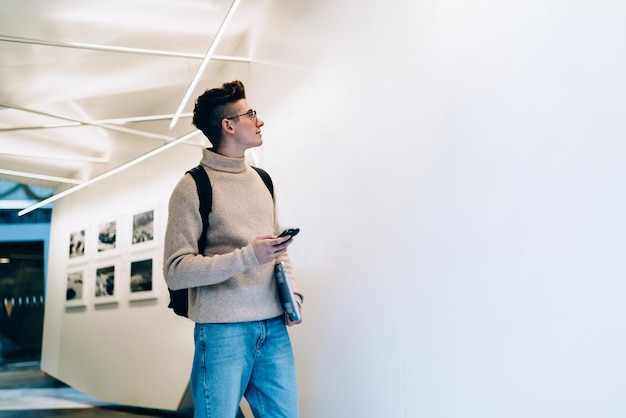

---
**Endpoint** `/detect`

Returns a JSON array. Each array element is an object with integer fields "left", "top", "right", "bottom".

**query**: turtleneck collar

[{"left": 201, "top": 148, "right": 247, "bottom": 173}]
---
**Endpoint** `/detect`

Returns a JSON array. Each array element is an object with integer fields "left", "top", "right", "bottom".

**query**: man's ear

[{"left": 222, "top": 118, "right": 234, "bottom": 133}]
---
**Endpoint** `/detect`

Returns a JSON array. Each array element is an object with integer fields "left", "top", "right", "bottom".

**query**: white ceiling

[{"left": 0, "top": 0, "right": 262, "bottom": 196}]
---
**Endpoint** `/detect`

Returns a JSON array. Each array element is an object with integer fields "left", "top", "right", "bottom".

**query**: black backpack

[{"left": 167, "top": 165, "right": 274, "bottom": 317}]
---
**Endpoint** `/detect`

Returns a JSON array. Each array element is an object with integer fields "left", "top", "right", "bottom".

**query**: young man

[{"left": 163, "top": 80, "right": 302, "bottom": 418}]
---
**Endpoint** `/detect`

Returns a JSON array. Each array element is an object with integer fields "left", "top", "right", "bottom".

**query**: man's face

[{"left": 227, "top": 99, "right": 264, "bottom": 153}]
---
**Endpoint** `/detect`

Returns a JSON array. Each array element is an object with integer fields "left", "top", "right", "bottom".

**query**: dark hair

[{"left": 192, "top": 80, "right": 247, "bottom": 147}]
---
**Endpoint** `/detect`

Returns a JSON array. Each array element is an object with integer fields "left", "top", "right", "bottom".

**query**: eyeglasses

[{"left": 225, "top": 109, "right": 257, "bottom": 121}]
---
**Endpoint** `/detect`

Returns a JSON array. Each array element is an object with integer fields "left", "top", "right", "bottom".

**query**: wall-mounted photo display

[
  {"left": 97, "top": 219, "right": 117, "bottom": 253},
  {"left": 94, "top": 260, "right": 118, "bottom": 305},
  {"left": 68, "top": 229, "right": 86, "bottom": 260},
  {"left": 132, "top": 209, "right": 154, "bottom": 246},
  {"left": 128, "top": 251, "right": 159, "bottom": 301},
  {"left": 62, "top": 201, "right": 164, "bottom": 310},
  {"left": 66, "top": 265, "right": 87, "bottom": 307}
]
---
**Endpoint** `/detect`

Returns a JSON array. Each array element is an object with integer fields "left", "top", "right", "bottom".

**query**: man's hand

[
  {"left": 284, "top": 303, "right": 302, "bottom": 327},
  {"left": 251, "top": 234, "right": 294, "bottom": 265}
]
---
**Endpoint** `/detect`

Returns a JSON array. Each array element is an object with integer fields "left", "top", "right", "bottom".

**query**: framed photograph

[
  {"left": 97, "top": 218, "right": 118, "bottom": 254},
  {"left": 131, "top": 208, "right": 155, "bottom": 246},
  {"left": 128, "top": 251, "right": 159, "bottom": 301},
  {"left": 68, "top": 229, "right": 86, "bottom": 260},
  {"left": 66, "top": 265, "right": 87, "bottom": 307},
  {"left": 94, "top": 260, "right": 118, "bottom": 305}
]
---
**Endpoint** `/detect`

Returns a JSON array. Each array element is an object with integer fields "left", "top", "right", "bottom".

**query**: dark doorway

[{"left": 0, "top": 241, "right": 45, "bottom": 364}]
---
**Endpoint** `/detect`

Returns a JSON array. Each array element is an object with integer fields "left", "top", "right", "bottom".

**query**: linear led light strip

[
  {"left": 0, "top": 168, "right": 82, "bottom": 185},
  {"left": 0, "top": 35, "right": 250, "bottom": 62},
  {"left": 0, "top": 102, "right": 175, "bottom": 142},
  {"left": 0, "top": 113, "right": 194, "bottom": 166},
  {"left": 170, "top": 0, "right": 241, "bottom": 129},
  {"left": 0, "top": 150, "right": 107, "bottom": 163},
  {"left": 18, "top": 130, "right": 202, "bottom": 217},
  {"left": 0, "top": 113, "right": 193, "bottom": 133}
]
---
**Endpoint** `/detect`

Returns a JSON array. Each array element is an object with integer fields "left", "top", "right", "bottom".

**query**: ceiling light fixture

[
  {"left": 0, "top": 168, "right": 82, "bottom": 184},
  {"left": 0, "top": 150, "right": 107, "bottom": 163},
  {"left": 71, "top": 42, "right": 250, "bottom": 63},
  {"left": 0, "top": 102, "right": 175, "bottom": 142},
  {"left": 0, "top": 113, "right": 193, "bottom": 133},
  {"left": 18, "top": 130, "right": 202, "bottom": 217},
  {"left": 98, "top": 113, "right": 194, "bottom": 124},
  {"left": 0, "top": 35, "right": 250, "bottom": 62},
  {"left": 169, "top": 0, "right": 242, "bottom": 129},
  {"left": 0, "top": 200, "right": 52, "bottom": 210}
]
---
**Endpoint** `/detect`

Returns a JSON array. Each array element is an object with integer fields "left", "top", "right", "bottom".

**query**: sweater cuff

[
  {"left": 244, "top": 244, "right": 261, "bottom": 267},
  {"left": 294, "top": 292, "right": 304, "bottom": 305}
]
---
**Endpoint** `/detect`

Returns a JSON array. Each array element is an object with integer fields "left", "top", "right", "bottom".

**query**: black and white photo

[
  {"left": 69, "top": 229, "right": 85, "bottom": 258},
  {"left": 95, "top": 265, "right": 115, "bottom": 299},
  {"left": 66, "top": 270, "right": 84, "bottom": 302},
  {"left": 130, "top": 258, "right": 153, "bottom": 293},
  {"left": 132, "top": 209, "right": 154, "bottom": 244},
  {"left": 98, "top": 220, "right": 117, "bottom": 252}
]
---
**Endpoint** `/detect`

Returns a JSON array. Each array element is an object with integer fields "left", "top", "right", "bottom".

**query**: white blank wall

[{"left": 253, "top": 1, "right": 626, "bottom": 417}]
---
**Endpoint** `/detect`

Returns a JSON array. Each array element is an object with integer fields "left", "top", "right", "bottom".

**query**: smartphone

[{"left": 278, "top": 228, "right": 300, "bottom": 239}]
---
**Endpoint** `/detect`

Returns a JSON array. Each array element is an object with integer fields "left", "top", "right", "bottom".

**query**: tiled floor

[{"left": 0, "top": 360, "right": 192, "bottom": 418}]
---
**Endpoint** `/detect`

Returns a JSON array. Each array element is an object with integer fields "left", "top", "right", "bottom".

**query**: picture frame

[
  {"left": 94, "top": 258, "right": 119, "bottom": 305},
  {"left": 130, "top": 207, "right": 156, "bottom": 248},
  {"left": 65, "top": 264, "right": 87, "bottom": 307},
  {"left": 68, "top": 229, "right": 87, "bottom": 262},
  {"left": 128, "top": 250, "right": 159, "bottom": 301},
  {"left": 96, "top": 217, "right": 119, "bottom": 256}
]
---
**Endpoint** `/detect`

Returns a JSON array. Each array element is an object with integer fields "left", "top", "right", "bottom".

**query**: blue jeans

[{"left": 191, "top": 317, "right": 299, "bottom": 418}]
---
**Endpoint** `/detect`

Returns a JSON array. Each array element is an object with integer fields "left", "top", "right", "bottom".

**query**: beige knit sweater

[{"left": 163, "top": 148, "right": 300, "bottom": 323}]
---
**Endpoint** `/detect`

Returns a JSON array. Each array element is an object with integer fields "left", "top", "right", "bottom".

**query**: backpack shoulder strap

[
  {"left": 168, "top": 165, "right": 211, "bottom": 318},
  {"left": 186, "top": 165, "right": 212, "bottom": 253},
  {"left": 252, "top": 166, "right": 274, "bottom": 198}
]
